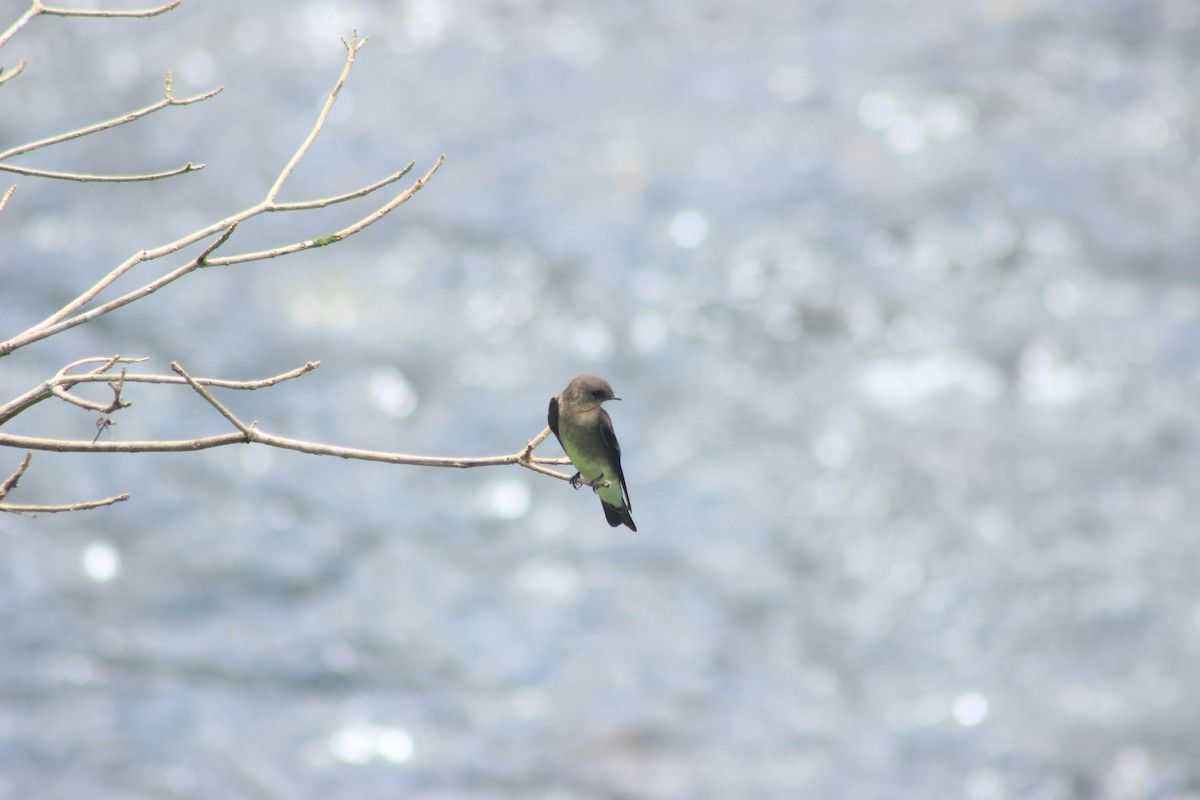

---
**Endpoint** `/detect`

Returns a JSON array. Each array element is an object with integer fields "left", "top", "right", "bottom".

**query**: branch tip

[
  {"left": 0, "top": 59, "right": 29, "bottom": 87},
  {"left": 0, "top": 450, "right": 34, "bottom": 500},
  {"left": 40, "top": 0, "right": 182, "bottom": 19},
  {"left": 0, "top": 184, "right": 16, "bottom": 215},
  {"left": 342, "top": 29, "right": 369, "bottom": 56},
  {"left": 1, "top": 493, "right": 132, "bottom": 515}
]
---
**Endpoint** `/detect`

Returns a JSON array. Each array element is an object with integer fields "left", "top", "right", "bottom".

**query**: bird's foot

[
  {"left": 569, "top": 472, "right": 584, "bottom": 490},
  {"left": 588, "top": 474, "right": 609, "bottom": 494}
]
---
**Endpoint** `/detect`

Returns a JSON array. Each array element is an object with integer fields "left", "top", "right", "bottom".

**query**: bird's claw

[{"left": 569, "top": 472, "right": 609, "bottom": 493}]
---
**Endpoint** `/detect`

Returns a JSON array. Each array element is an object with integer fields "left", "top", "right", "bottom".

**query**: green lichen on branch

[{"left": 311, "top": 234, "right": 342, "bottom": 247}]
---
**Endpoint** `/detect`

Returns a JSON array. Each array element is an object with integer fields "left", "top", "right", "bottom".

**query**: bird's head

[{"left": 563, "top": 373, "right": 620, "bottom": 410}]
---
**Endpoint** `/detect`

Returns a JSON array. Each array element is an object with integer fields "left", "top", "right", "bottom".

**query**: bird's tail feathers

[{"left": 603, "top": 501, "right": 637, "bottom": 532}]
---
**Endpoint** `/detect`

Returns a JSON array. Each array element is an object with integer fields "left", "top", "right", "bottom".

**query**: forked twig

[
  {"left": 0, "top": 0, "right": 182, "bottom": 50},
  {"left": 0, "top": 361, "right": 574, "bottom": 477},
  {"left": 0, "top": 494, "right": 131, "bottom": 514},
  {"left": 0, "top": 449, "right": 130, "bottom": 514},
  {"left": 49, "top": 356, "right": 138, "bottom": 414},
  {"left": 0, "top": 356, "right": 320, "bottom": 427},
  {"left": 0, "top": 74, "right": 222, "bottom": 165},
  {"left": 0, "top": 35, "right": 443, "bottom": 358}
]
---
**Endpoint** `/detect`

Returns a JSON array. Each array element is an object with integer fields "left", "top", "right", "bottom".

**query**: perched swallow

[{"left": 547, "top": 374, "right": 636, "bottom": 531}]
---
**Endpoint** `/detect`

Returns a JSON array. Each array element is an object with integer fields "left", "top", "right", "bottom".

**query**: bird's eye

[{"left": 591, "top": 389, "right": 605, "bottom": 398}]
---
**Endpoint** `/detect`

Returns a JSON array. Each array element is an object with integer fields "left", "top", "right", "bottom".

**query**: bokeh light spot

[
  {"left": 82, "top": 540, "right": 120, "bottom": 583},
  {"left": 480, "top": 479, "right": 531, "bottom": 520},
  {"left": 669, "top": 210, "right": 709, "bottom": 248},
  {"left": 329, "top": 720, "right": 414, "bottom": 765},
  {"left": 367, "top": 366, "right": 419, "bottom": 419},
  {"left": 953, "top": 692, "right": 989, "bottom": 727}
]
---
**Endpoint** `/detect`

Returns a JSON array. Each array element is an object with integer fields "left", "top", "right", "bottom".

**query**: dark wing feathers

[
  {"left": 547, "top": 396, "right": 560, "bottom": 440},
  {"left": 598, "top": 408, "right": 631, "bottom": 511}
]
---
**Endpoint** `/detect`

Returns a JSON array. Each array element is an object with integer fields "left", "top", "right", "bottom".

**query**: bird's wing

[
  {"left": 547, "top": 395, "right": 560, "bottom": 438},
  {"left": 599, "top": 407, "right": 631, "bottom": 510}
]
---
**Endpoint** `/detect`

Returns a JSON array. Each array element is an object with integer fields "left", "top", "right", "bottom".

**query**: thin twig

[
  {"left": 171, "top": 362, "right": 252, "bottom": 435},
  {"left": 0, "top": 429, "right": 576, "bottom": 478},
  {"left": 10, "top": 221, "right": 237, "bottom": 341},
  {"left": 1, "top": 0, "right": 181, "bottom": 61},
  {"left": 0, "top": 59, "right": 28, "bottom": 87},
  {"left": 0, "top": 154, "right": 443, "bottom": 356},
  {"left": 47, "top": 355, "right": 141, "bottom": 412},
  {"left": 516, "top": 426, "right": 577, "bottom": 478},
  {"left": 207, "top": 155, "right": 444, "bottom": 266},
  {"left": 0, "top": 451, "right": 125, "bottom": 515},
  {"left": 523, "top": 426, "right": 552, "bottom": 455},
  {"left": 0, "top": 358, "right": 320, "bottom": 427},
  {"left": 0, "top": 362, "right": 578, "bottom": 514},
  {"left": 270, "top": 163, "right": 415, "bottom": 212},
  {"left": 0, "top": 4, "right": 40, "bottom": 50},
  {"left": 0, "top": 449, "right": 32, "bottom": 500},
  {"left": 265, "top": 29, "right": 367, "bottom": 204},
  {"left": 196, "top": 224, "right": 238, "bottom": 264},
  {"left": 39, "top": 1, "right": 181, "bottom": 18},
  {"left": 0, "top": 493, "right": 131, "bottom": 514},
  {"left": 0, "top": 32, "right": 441, "bottom": 358},
  {"left": 0, "top": 161, "right": 204, "bottom": 183},
  {"left": 1, "top": 430, "right": 251, "bottom": 452},
  {"left": 0, "top": 82, "right": 223, "bottom": 162},
  {"left": 0, "top": 184, "right": 15, "bottom": 215}
]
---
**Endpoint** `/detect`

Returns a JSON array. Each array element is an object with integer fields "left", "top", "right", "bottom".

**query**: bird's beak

[{"left": 611, "top": 396, "right": 622, "bottom": 401}]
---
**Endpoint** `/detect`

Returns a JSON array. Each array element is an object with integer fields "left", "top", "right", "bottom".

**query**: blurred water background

[{"left": 3, "top": 1, "right": 1200, "bottom": 798}]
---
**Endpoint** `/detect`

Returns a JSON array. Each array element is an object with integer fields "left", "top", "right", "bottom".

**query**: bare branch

[
  {"left": 0, "top": 4, "right": 40, "bottom": 50},
  {"left": 0, "top": 449, "right": 129, "bottom": 513},
  {"left": 0, "top": 152, "right": 442, "bottom": 358},
  {"left": 266, "top": 29, "right": 367, "bottom": 203},
  {"left": 270, "top": 162, "right": 415, "bottom": 212},
  {"left": 0, "top": 447, "right": 120, "bottom": 512},
  {"left": 0, "top": 16, "right": 478, "bottom": 515},
  {"left": 0, "top": 358, "right": 576, "bottom": 513},
  {"left": 0, "top": 59, "right": 28, "bottom": 86},
  {"left": 207, "top": 155, "right": 444, "bottom": 266},
  {"left": 1, "top": 430, "right": 250, "bottom": 453},
  {"left": 48, "top": 356, "right": 135, "bottom": 413},
  {"left": 0, "top": 81, "right": 223, "bottom": 162},
  {"left": 0, "top": 32, "right": 441, "bottom": 359},
  {"left": 2, "top": 0, "right": 182, "bottom": 54},
  {"left": 0, "top": 358, "right": 320, "bottom": 427},
  {"left": 1, "top": 493, "right": 131, "bottom": 514},
  {"left": 7, "top": 227, "right": 229, "bottom": 347},
  {"left": 86, "top": 360, "right": 321, "bottom": 390},
  {"left": 0, "top": 161, "right": 204, "bottom": 182},
  {"left": 0, "top": 428, "right": 575, "bottom": 476},
  {"left": 518, "top": 429, "right": 579, "bottom": 479},
  {"left": 39, "top": 1, "right": 182, "bottom": 19}
]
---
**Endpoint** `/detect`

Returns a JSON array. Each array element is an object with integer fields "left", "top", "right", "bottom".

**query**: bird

[{"left": 547, "top": 374, "right": 636, "bottom": 531}]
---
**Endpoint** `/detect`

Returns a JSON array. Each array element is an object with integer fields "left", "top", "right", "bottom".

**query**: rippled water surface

[{"left": 2, "top": 2, "right": 1199, "bottom": 798}]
